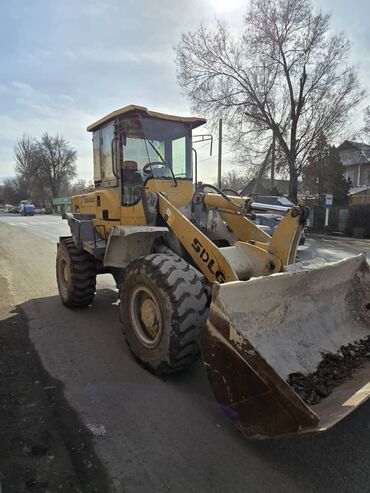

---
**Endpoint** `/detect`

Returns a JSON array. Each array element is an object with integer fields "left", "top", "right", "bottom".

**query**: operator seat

[{"left": 121, "top": 160, "right": 144, "bottom": 204}]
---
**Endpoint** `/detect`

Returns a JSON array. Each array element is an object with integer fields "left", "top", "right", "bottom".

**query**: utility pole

[
  {"left": 192, "top": 148, "right": 198, "bottom": 186},
  {"left": 271, "top": 133, "right": 275, "bottom": 192},
  {"left": 217, "top": 118, "right": 222, "bottom": 189}
]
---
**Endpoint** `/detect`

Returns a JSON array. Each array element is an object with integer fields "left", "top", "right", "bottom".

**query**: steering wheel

[{"left": 143, "top": 161, "right": 166, "bottom": 176}]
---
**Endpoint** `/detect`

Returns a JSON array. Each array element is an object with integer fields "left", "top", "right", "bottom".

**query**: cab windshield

[
  {"left": 119, "top": 116, "right": 192, "bottom": 179},
  {"left": 117, "top": 115, "right": 192, "bottom": 204}
]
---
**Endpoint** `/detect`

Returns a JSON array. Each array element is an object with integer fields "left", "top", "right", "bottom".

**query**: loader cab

[
  {"left": 88, "top": 105, "right": 206, "bottom": 207},
  {"left": 118, "top": 114, "right": 193, "bottom": 205}
]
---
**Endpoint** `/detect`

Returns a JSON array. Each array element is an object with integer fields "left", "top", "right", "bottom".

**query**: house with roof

[
  {"left": 241, "top": 140, "right": 370, "bottom": 205},
  {"left": 337, "top": 141, "right": 370, "bottom": 204},
  {"left": 240, "top": 178, "right": 294, "bottom": 196}
]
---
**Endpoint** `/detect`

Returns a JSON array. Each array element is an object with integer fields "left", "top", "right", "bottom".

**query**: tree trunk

[
  {"left": 288, "top": 157, "right": 298, "bottom": 203},
  {"left": 51, "top": 182, "right": 58, "bottom": 199}
]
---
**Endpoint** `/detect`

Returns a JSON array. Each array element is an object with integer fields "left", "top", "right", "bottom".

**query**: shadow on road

[
  {"left": 0, "top": 303, "right": 111, "bottom": 492},
  {"left": 3, "top": 287, "right": 370, "bottom": 492}
]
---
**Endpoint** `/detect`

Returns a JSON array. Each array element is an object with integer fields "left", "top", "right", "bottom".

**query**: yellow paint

[
  {"left": 204, "top": 193, "right": 249, "bottom": 213},
  {"left": 219, "top": 210, "right": 271, "bottom": 243},
  {"left": 147, "top": 179, "right": 193, "bottom": 208},
  {"left": 72, "top": 188, "right": 120, "bottom": 219},
  {"left": 158, "top": 194, "right": 237, "bottom": 283},
  {"left": 73, "top": 179, "right": 193, "bottom": 235},
  {"left": 73, "top": 184, "right": 303, "bottom": 276},
  {"left": 342, "top": 383, "right": 370, "bottom": 407},
  {"left": 269, "top": 208, "right": 304, "bottom": 265}
]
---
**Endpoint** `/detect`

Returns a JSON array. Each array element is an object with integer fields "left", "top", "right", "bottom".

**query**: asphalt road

[{"left": 1, "top": 213, "right": 370, "bottom": 493}]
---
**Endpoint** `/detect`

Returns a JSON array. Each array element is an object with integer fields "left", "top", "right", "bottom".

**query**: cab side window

[
  {"left": 93, "top": 123, "right": 118, "bottom": 186},
  {"left": 93, "top": 130, "right": 101, "bottom": 183},
  {"left": 101, "top": 124, "right": 115, "bottom": 181}
]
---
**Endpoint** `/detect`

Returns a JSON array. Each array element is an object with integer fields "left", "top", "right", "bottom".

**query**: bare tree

[
  {"left": 68, "top": 179, "right": 94, "bottom": 196},
  {"left": 216, "top": 170, "right": 247, "bottom": 192},
  {"left": 361, "top": 106, "right": 370, "bottom": 138},
  {"left": 175, "top": 0, "right": 364, "bottom": 202},
  {"left": 14, "top": 134, "right": 38, "bottom": 197},
  {"left": 1, "top": 177, "right": 28, "bottom": 205},
  {"left": 36, "top": 133, "right": 77, "bottom": 198}
]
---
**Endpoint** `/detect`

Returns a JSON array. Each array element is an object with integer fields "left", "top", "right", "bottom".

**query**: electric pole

[
  {"left": 217, "top": 118, "right": 222, "bottom": 189},
  {"left": 271, "top": 133, "right": 276, "bottom": 191}
]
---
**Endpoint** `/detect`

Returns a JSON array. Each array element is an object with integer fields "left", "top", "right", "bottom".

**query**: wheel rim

[
  {"left": 58, "top": 257, "right": 70, "bottom": 296},
  {"left": 130, "top": 285, "right": 163, "bottom": 348},
  {"left": 62, "top": 260, "right": 70, "bottom": 283}
]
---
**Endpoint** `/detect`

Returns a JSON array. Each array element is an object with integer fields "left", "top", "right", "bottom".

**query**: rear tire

[
  {"left": 120, "top": 253, "right": 209, "bottom": 375},
  {"left": 56, "top": 238, "right": 97, "bottom": 308}
]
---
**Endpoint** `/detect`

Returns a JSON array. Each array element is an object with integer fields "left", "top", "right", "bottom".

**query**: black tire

[
  {"left": 120, "top": 253, "right": 209, "bottom": 375},
  {"left": 56, "top": 238, "right": 97, "bottom": 308}
]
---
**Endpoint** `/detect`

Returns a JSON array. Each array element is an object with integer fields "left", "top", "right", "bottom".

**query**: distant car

[
  {"left": 251, "top": 195, "right": 308, "bottom": 245},
  {"left": 19, "top": 203, "right": 35, "bottom": 216},
  {"left": 252, "top": 213, "right": 306, "bottom": 245},
  {"left": 253, "top": 195, "right": 296, "bottom": 208}
]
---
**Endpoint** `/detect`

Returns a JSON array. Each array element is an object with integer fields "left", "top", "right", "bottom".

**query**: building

[
  {"left": 240, "top": 178, "right": 292, "bottom": 196},
  {"left": 337, "top": 140, "right": 370, "bottom": 187},
  {"left": 348, "top": 187, "right": 370, "bottom": 205},
  {"left": 337, "top": 140, "right": 370, "bottom": 204}
]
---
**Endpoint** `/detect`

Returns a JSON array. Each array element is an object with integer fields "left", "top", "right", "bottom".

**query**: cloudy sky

[{"left": 0, "top": 0, "right": 369, "bottom": 184}]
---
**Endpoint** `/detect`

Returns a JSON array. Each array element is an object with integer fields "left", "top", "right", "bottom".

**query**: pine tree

[{"left": 303, "top": 135, "right": 350, "bottom": 205}]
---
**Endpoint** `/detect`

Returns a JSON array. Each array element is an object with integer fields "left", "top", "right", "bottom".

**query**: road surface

[{"left": 1, "top": 214, "right": 370, "bottom": 493}]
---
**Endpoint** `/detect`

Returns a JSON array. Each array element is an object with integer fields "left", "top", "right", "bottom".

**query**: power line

[
  {"left": 194, "top": 136, "right": 233, "bottom": 150},
  {"left": 194, "top": 141, "right": 213, "bottom": 151},
  {"left": 197, "top": 155, "right": 217, "bottom": 163},
  {"left": 198, "top": 149, "right": 234, "bottom": 164}
]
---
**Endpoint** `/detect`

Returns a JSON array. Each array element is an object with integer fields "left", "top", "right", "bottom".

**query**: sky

[{"left": 1, "top": 0, "right": 370, "bottom": 185}]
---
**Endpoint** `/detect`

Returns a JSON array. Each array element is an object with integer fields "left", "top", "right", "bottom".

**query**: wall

[
  {"left": 350, "top": 190, "right": 370, "bottom": 205},
  {"left": 311, "top": 205, "right": 348, "bottom": 233},
  {"left": 310, "top": 204, "right": 370, "bottom": 238}
]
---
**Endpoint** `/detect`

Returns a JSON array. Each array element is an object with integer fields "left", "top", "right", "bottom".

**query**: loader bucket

[{"left": 202, "top": 254, "right": 370, "bottom": 438}]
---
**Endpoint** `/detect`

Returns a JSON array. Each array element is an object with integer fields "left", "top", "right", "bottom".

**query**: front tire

[
  {"left": 56, "top": 238, "right": 97, "bottom": 308},
  {"left": 120, "top": 253, "right": 209, "bottom": 375}
]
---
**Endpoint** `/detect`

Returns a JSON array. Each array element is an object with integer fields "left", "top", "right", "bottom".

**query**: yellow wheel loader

[{"left": 56, "top": 105, "right": 370, "bottom": 438}]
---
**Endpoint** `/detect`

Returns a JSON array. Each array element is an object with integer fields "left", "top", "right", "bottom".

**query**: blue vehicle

[
  {"left": 250, "top": 196, "right": 307, "bottom": 245},
  {"left": 19, "top": 202, "right": 35, "bottom": 216},
  {"left": 252, "top": 213, "right": 306, "bottom": 245}
]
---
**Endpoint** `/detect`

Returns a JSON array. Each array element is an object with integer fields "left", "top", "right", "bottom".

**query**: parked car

[
  {"left": 253, "top": 195, "right": 296, "bottom": 208},
  {"left": 251, "top": 195, "right": 308, "bottom": 245},
  {"left": 252, "top": 213, "right": 306, "bottom": 245},
  {"left": 19, "top": 203, "right": 35, "bottom": 216}
]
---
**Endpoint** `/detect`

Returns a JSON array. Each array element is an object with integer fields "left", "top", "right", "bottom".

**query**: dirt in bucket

[{"left": 287, "top": 336, "right": 370, "bottom": 405}]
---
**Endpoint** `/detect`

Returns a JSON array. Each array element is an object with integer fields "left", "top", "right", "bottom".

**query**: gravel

[{"left": 287, "top": 336, "right": 370, "bottom": 405}]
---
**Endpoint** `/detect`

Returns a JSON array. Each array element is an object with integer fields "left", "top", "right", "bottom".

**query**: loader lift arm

[{"left": 158, "top": 191, "right": 307, "bottom": 283}]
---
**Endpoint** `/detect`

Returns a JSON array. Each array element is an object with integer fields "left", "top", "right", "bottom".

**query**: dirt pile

[{"left": 287, "top": 336, "right": 370, "bottom": 405}]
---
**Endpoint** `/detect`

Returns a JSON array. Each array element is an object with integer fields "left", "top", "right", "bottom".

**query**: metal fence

[{"left": 309, "top": 204, "right": 370, "bottom": 238}]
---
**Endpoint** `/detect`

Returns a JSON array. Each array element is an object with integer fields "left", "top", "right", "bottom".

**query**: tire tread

[
  {"left": 57, "top": 238, "right": 97, "bottom": 308},
  {"left": 121, "top": 253, "right": 210, "bottom": 375}
]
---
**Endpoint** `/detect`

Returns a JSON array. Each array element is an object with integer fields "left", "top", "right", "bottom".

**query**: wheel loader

[{"left": 56, "top": 104, "right": 370, "bottom": 438}]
